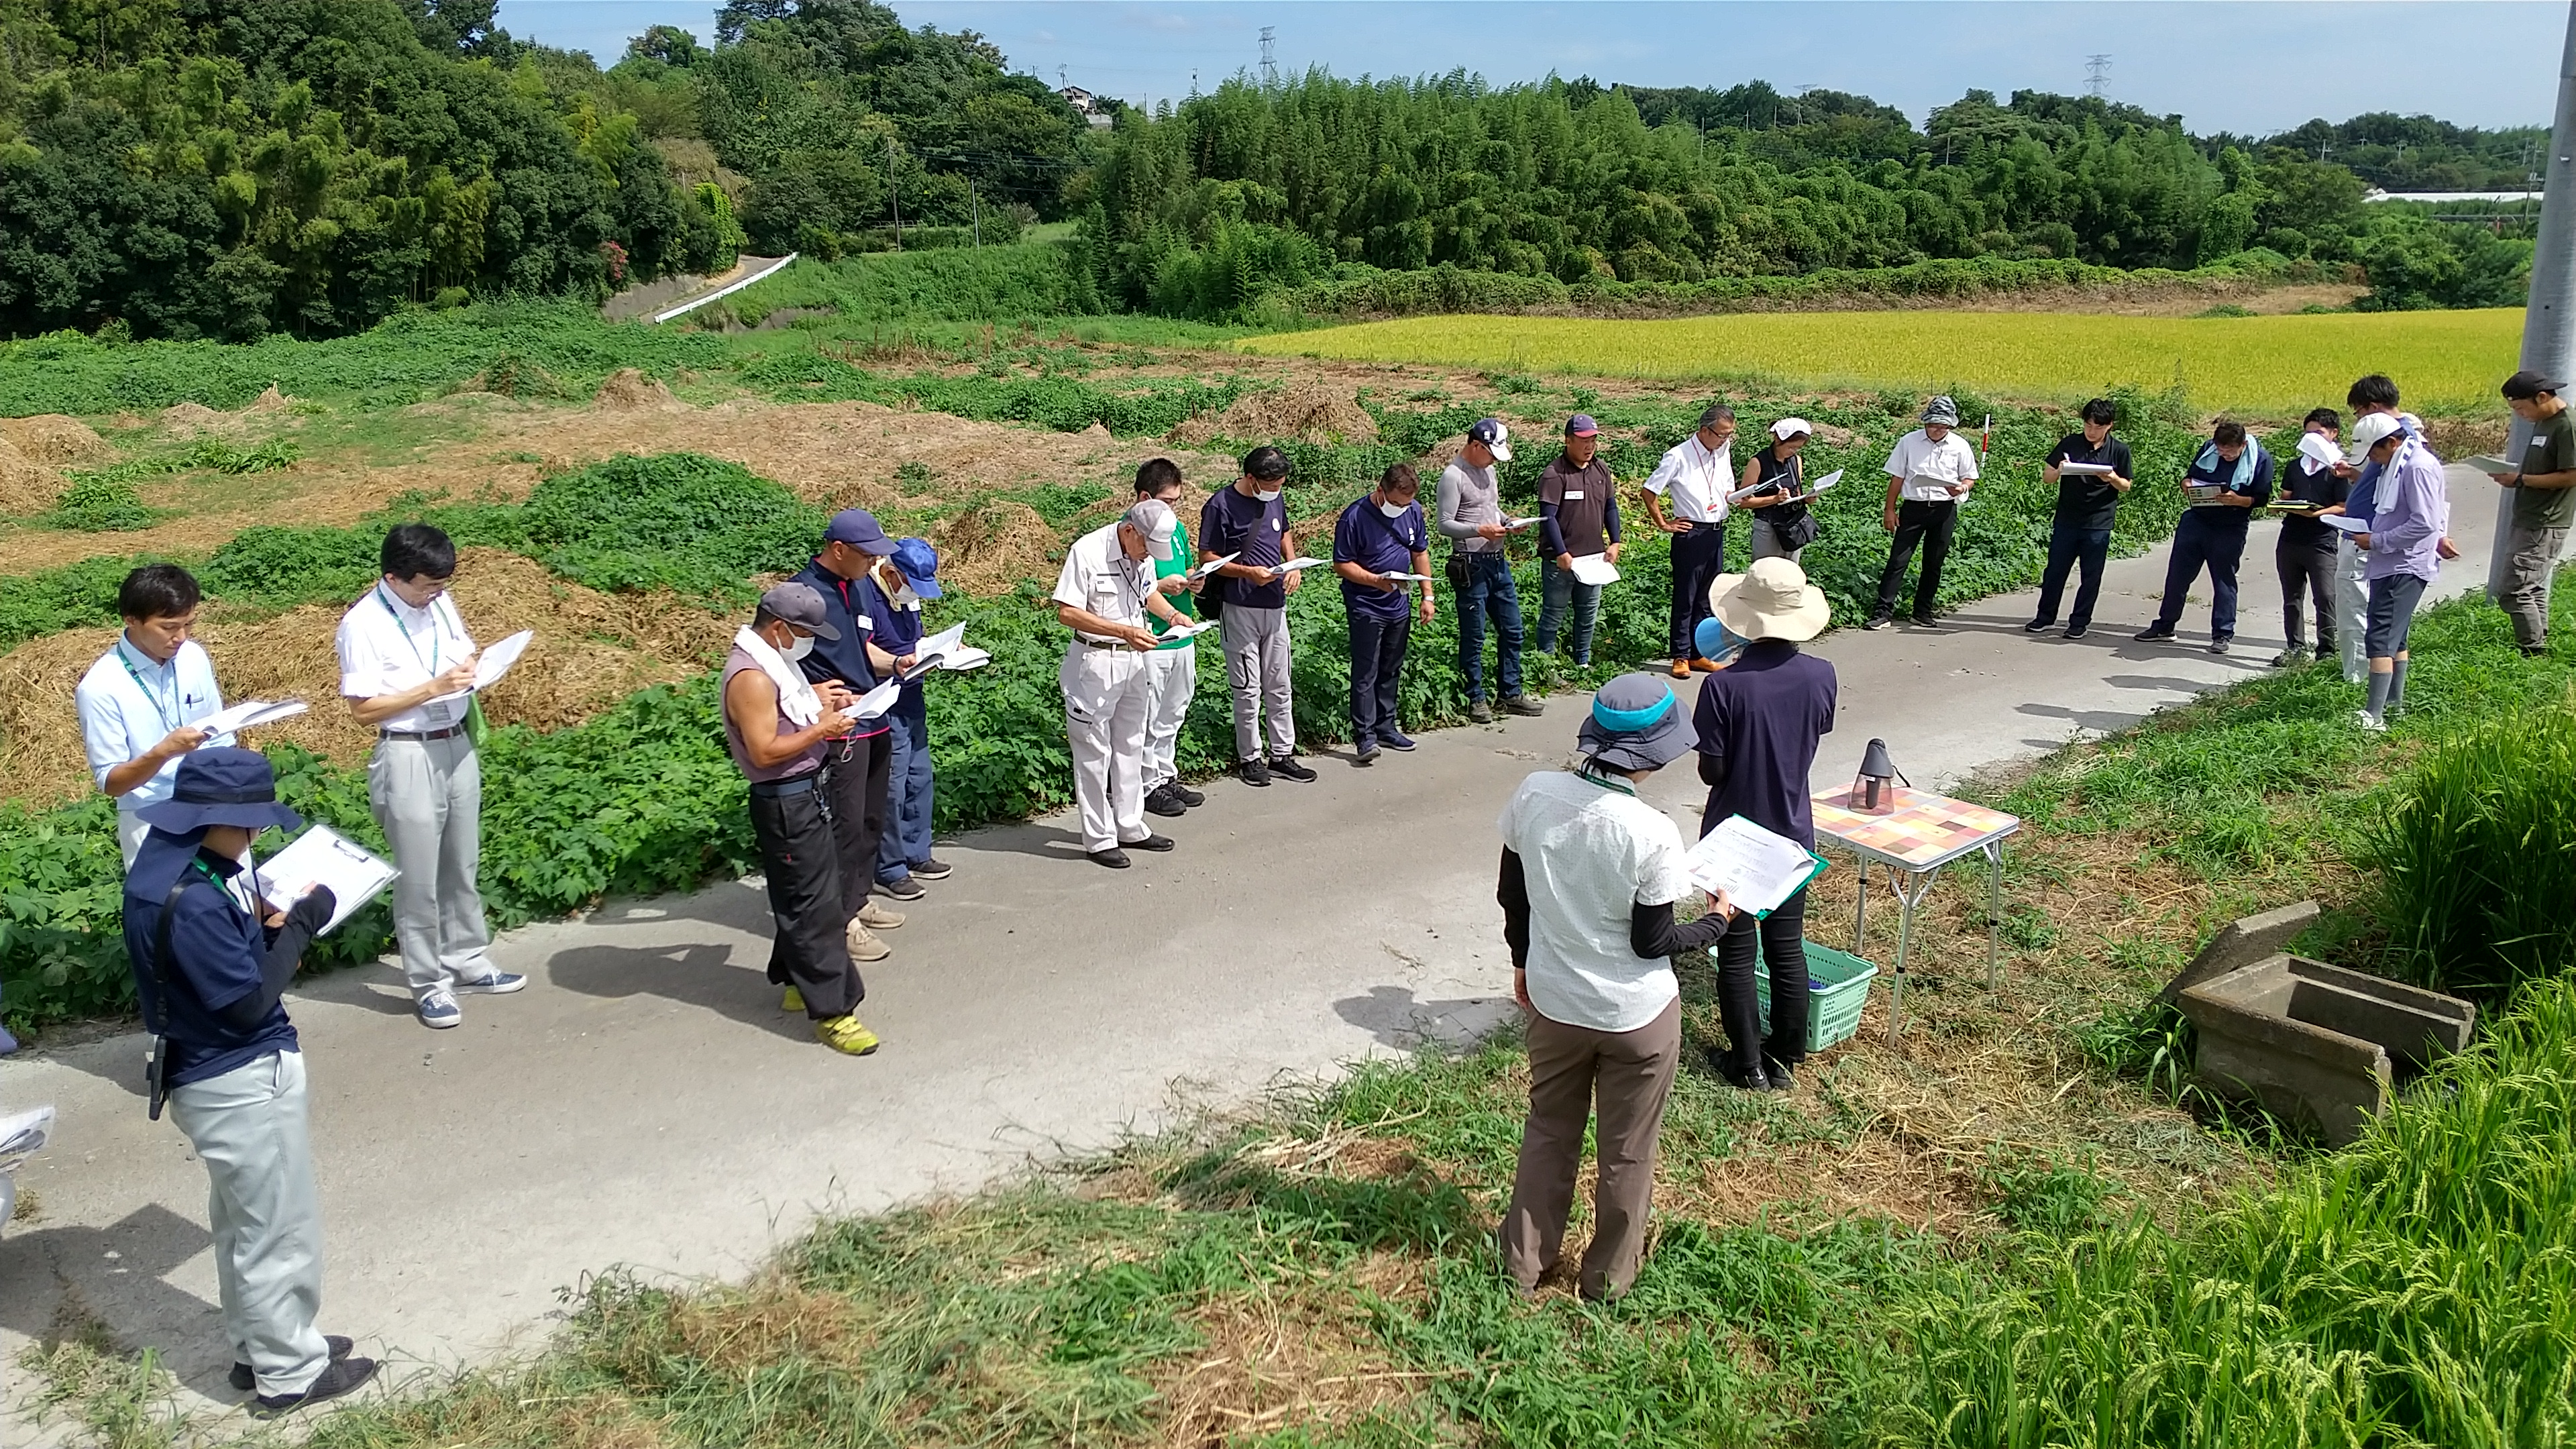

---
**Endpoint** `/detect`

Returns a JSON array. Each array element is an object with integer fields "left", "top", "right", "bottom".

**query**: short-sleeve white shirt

[
  {"left": 1497, "top": 770, "right": 1692, "bottom": 1033},
  {"left": 1643, "top": 433, "right": 1733, "bottom": 524},
  {"left": 74, "top": 635, "right": 232, "bottom": 808},
  {"left": 336, "top": 584, "right": 477, "bottom": 731},
  {"left": 1051, "top": 523, "right": 1150, "bottom": 644},
  {"left": 1884, "top": 429, "right": 1981, "bottom": 502}
]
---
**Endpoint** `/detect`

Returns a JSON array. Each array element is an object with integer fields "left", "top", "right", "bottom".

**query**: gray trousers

[
  {"left": 1140, "top": 644, "right": 1197, "bottom": 791},
  {"left": 1220, "top": 605, "right": 1295, "bottom": 762},
  {"left": 368, "top": 733, "right": 494, "bottom": 996},
  {"left": 169, "top": 1051, "right": 329, "bottom": 1396},
  {"left": 2500, "top": 524, "right": 2569, "bottom": 648}
]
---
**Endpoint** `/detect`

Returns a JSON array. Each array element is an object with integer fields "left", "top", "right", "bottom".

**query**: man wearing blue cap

[
  {"left": 788, "top": 510, "right": 913, "bottom": 961},
  {"left": 856, "top": 537, "right": 951, "bottom": 896},
  {"left": 122, "top": 749, "right": 376, "bottom": 1415}
]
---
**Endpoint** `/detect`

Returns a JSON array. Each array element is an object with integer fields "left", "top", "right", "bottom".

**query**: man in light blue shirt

[{"left": 74, "top": 564, "right": 233, "bottom": 865}]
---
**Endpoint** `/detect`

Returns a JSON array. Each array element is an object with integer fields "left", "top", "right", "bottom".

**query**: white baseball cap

[{"left": 2351, "top": 413, "right": 2405, "bottom": 455}]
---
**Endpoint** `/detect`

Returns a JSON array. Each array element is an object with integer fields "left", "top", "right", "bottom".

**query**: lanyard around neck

[
  {"left": 118, "top": 637, "right": 182, "bottom": 733},
  {"left": 1578, "top": 765, "right": 1638, "bottom": 796},
  {"left": 376, "top": 584, "right": 441, "bottom": 674}
]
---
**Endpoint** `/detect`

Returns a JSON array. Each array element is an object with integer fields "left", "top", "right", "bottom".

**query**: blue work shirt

[
  {"left": 1691, "top": 641, "right": 1839, "bottom": 847},
  {"left": 857, "top": 572, "right": 928, "bottom": 718},
  {"left": 74, "top": 637, "right": 231, "bottom": 809},
  {"left": 122, "top": 835, "right": 297, "bottom": 1089},
  {"left": 1332, "top": 495, "right": 1428, "bottom": 623},
  {"left": 1199, "top": 486, "right": 1289, "bottom": 609},
  {"left": 788, "top": 559, "right": 891, "bottom": 739}
]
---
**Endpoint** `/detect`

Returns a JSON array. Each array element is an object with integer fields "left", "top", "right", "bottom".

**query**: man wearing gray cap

[
  {"left": 1053, "top": 499, "right": 1197, "bottom": 867},
  {"left": 1865, "top": 396, "right": 1980, "bottom": 631},
  {"left": 721, "top": 583, "right": 878, "bottom": 1056}
]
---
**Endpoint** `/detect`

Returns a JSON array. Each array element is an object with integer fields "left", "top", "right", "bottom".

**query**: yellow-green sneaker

[
  {"left": 780, "top": 984, "right": 805, "bottom": 1014},
  {"left": 814, "top": 1014, "right": 879, "bottom": 1056}
]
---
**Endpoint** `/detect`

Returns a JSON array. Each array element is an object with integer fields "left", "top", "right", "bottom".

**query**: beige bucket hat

[{"left": 1709, "top": 556, "right": 1831, "bottom": 643}]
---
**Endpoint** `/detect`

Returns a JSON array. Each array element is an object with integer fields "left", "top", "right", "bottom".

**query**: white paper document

[
  {"left": 1504, "top": 516, "right": 1540, "bottom": 531},
  {"left": 195, "top": 698, "right": 308, "bottom": 736},
  {"left": 1275, "top": 556, "right": 1331, "bottom": 574},
  {"left": 2464, "top": 453, "right": 2518, "bottom": 476},
  {"left": 1568, "top": 553, "right": 1621, "bottom": 586},
  {"left": 848, "top": 678, "right": 904, "bottom": 720},
  {"left": 2299, "top": 433, "right": 2349, "bottom": 470},
  {"left": 258, "top": 825, "right": 399, "bottom": 936},
  {"left": 932, "top": 645, "right": 991, "bottom": 672},
  {"left": 1684, "top": 814, "right": 1826, "bottom": 918},
  {"left": 1187, "top": 551, "right": 1239, "bottom": 580},
  {"left": 2055, "top": 460, "right": 2116, "bottom": 476},
  {"left": 1150, "top": 619, "right": 1220, "bottom": 643},
  {"left": 2322, "top": 514, "right": 2371, "bottom": 535},
  {"left": 0, "top": 1104, "right": 53, "bottom": 1165},
  {"left": 1376, "top": 571, "right": 1432, "bottom": 583},
  {"left": 911, "top": 621, "right": 967, "bottom": 662},
  {"left": 427, "top": 629, "right": 534, "bottom": 703}
]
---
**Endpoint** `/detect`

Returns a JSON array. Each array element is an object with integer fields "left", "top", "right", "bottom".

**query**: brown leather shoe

[{"left": 1670, "top": 658, "right": 1690, "bottom": 678}]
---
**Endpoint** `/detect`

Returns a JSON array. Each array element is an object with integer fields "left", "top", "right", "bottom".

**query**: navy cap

[
  {"left": 1467, "top": 417, "right": 1513, "bottom": 462},
  {"left": 1565, "top": 414, "right": 1600, "bottom": 437},
  {"left": 826, "top": 508, "right": 896, "bottom": 555},
  {"left": 758, "top": 581, "right": 841, "bottom": 639},
  {"left": 889, "top": 537, "right": 943, "bottom": 599},
  {"left": 137, "top": 747, "right": 305, "bottom": 835}
]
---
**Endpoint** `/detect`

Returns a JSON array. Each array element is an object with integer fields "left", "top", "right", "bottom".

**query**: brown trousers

[{"left": 1501, "top": 997, "right": 1682, "bottom": 1301}]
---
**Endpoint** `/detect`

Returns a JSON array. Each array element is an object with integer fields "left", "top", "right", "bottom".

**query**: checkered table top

[{"left": 1811, "top": 784, "right": 2021, "bottom": 869}]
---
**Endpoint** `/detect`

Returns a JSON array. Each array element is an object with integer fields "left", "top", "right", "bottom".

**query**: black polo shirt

[
  {"left": 1690, "top": 640, "right": 1838, "bottom": 846},
  {"left": 2277, "top": 449, "right": 2350, "bottom": 549},
  {"left": 1200, "top": 486, "right": 1289, "bottom": 609},
  {"left": 2045, "top": 433, "right": 2134, "bottom": 532}
]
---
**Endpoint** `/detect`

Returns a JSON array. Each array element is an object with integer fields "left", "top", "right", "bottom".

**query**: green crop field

[{"left": 1244, "top": 307, "right": 2526, "bottom": 414}]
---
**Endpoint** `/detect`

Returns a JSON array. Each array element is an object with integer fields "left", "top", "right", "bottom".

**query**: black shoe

[
  {"left": 1707, "top": 1046, "right": 1769, "bottom": 1091},
  {"left": 1502, "top": 694, "right": 1546, "bottom": 717},
  {"left": 1238, "top": 759, "right": 1271, "bottom": 787},
  {"left": 2208, "top": 637, "right": 2232, "bottom": 655},
  {"left": 1379, "top": 729, "right": 1417, "bottom": 751},
  {"left": 2022, "top": 618, "right": 2054, "bottom": 634},
  {"left": 1269, "top": 754, "right": 1317, "bottom": 782},
  {"left": 1910, "top": 613, "right": 1943, "bottom": 631},
  {"left": 2270, "top": 648, "right": 2306, "bottom": 668},
  {"left": 1468, "top": 699, "right": 1494, "bottom": 724},
  {"left": 1862, "top": 614, "right": 1894, "bottom": 632},
  {"left": 1354, "top": 739, "right": 1380, "bottom": 765},
  {"left": 1169, "top": 782, "right": 1206, "bottom": 807},
  {"left": 233, "top": 1336, "right": 353, "bottom": 1393},
  {"left": 1118, "top": 833, "right": 1176, "bottom": 852},
  {"left": 252, "top": 1356, "right": 377, "bottom": 1418},
  {"left": 1761, "top": 1054, "right": 1799, "bottom": 1091},
  {"left": 1144, "top": 784, "right": 1186, "bottom": 817},
  {"left": 2134, "top": 625, "right": 2176, "bottom": 642},
  {"left": 1088, "top": 847, "right": 1131, "bottom": 869},
  {"left": 908, "top": 857, "right": 954, "bottom": 879},
  {"left": 873, "top": 875, "right": 925, "bottom": 902},
  {"left": 2522, "top": 644, "right": 2549, "bottom": 659},
  {"left": 2063, "top": 625, "right": 2089, "bottom": 640}
]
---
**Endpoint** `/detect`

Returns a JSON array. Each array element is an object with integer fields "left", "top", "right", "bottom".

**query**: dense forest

[{"left": 0, "top": 0, "right": 2539, "bottom": 339}]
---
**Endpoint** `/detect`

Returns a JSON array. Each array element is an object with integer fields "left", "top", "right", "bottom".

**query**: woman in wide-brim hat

[
  {"left": 1691, "top": 559, "right": 1839, "bottom": 1092},
  {"left": 1495, "top": 674, "right": 1737, "bottom": 1302}
]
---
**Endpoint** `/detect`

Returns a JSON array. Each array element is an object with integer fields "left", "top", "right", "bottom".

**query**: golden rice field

[{"left": 1242, "top": 307, "right": 2524, "bottom": 414}]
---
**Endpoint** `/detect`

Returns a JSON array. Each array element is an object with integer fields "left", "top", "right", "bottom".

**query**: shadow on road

[
  {"left": 1332, "top": 985, "right": 1510, "bottom": 1051},
  {"left": 546, "top": 941, "right": 810, "bottom": 1042}
]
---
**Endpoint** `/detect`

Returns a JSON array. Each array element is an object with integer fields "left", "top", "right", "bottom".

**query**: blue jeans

[
  {"left": 1348, "top": 611, "right": 1411, "bottom": 743},
  {"left": 2032, "top": 523, "right": 2112, "bottom": 631},
  {"left": 2152, "top": 510, "right": 2249, "bottom": 639},
  {"left": 1454, "top": 551, "right": 1524, "bottom": 700},
  {"left": 1536, "top": 559, "right": 1601, "bottom": 665},
  {"left": 874, "top": 700, "right": 934, "bottom": 883}
]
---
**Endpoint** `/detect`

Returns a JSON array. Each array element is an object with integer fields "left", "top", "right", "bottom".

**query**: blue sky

[{"left": 496, "top": 2, "right": 2561, "bottom": 136}]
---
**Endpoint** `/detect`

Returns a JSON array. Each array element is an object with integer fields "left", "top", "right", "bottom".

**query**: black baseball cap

[{"left": 2504, "top": 370, "right": 2565, "bottom": 400}]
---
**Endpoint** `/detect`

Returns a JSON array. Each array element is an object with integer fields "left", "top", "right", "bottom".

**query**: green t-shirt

[
  {"left": 2514, "top": 404, "right": 2576, "bottom": 530},
  {"left": 1149, "top": 525, "right": 1198, "bottom": 649}
]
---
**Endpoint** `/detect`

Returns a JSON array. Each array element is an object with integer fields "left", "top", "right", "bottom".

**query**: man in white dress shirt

[
  {"left": 1639, "top": 405, "right": 1735, "bottom": 678},
  {"left": 334, "top": 524, "right": 523, "bottom": 1029},
  {"left": 1052, "top": 499, "right": 1195, "bottom": 869},
  {"left": 76, "top": 564, "right": 235, "bottom": 865},
  {"left": 1864, "top": 396, "right": 1981, "bottom": 631}
]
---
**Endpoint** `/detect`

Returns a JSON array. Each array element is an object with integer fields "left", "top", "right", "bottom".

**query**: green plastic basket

[{"left": 1754, "top": 939, "right": 1880, "bottom": 1053}]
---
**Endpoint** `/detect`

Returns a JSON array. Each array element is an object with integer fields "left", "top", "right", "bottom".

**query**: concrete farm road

[{"left": 0, "top": 467, "right": 2504, "bottom": 1417}]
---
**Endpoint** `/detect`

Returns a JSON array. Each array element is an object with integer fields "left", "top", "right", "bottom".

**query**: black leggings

[{"left": 1713, "top": 885, "right": 1810, "bottom": 1072}]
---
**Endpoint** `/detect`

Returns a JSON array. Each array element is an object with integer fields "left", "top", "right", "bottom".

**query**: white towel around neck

[{"left": 735, "top": 626, "right": 822, "bottom": 726}]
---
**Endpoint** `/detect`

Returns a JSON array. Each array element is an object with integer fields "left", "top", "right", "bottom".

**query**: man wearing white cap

[
  {"left": 1865, "top": 396, "right": 1980, "bottom": 631},
  {"left": 1052, "top": 499, "right": 1198, "bottom": 868}
]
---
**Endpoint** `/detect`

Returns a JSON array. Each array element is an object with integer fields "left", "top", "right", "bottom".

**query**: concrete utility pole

[{"left": 2491, "top": 1, "right": 2576, "bottom": 598}]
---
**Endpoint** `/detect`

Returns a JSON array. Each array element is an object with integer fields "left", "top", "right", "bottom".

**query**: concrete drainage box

[{"left": 2176, "top": 954, "right": 2475, "bottom": 1147}]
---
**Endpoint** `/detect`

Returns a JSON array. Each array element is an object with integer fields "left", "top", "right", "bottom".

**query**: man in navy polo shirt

[
  {"left": 1201, "top": 445, "right": 1315, "bottom": 786},
  {"left": 2136, "top": 421, "right": 2272, "bottom": 653},
  {"left": 788, "top": 511, "right": 913, "bottom": 960},
  {"left": 856, "top": 537, "right": 951, "bottom": 896},
  {"left": 1332, "top": 463, "right": 1437, "bottom": 764}
]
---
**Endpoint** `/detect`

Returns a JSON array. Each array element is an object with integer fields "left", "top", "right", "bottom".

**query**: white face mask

[
  {"left": 1378, "top": 499, "right": 1409, "bottom": 519},
  {"left": 1255, "top": 488, "right": 1282, "bottom": 504},
  {"left": 782, "top": 631, "right": 815, "bottom": 661},
  {"left": 892, "top": 583, "right": 920, "bottom": 607}
]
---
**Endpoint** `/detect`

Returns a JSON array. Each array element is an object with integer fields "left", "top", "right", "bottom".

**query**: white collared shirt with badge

[
  {"left": 1643, "top": 433, "right": 1733, "bottom": 524},
  {"left": 1884, "top": 428, "right": 1981, "bottom": 502},
  {"left": 1051, "top": 521, "right": 1153, "bottom": 645},
  {"left": 74, "top": 635, "right": 233, "bottom": 808},
  {"left": 335, "top": 582, "right": 477, "bottom": 731}
]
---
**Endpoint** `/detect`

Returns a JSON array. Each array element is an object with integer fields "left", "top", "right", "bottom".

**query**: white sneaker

[{"left": 2357, "top": 708, "right": 2387, "bottom": 734}]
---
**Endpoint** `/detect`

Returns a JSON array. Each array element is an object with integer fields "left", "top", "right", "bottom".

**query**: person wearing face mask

[
  {"left": 1053, "top": 500, "right": 1197, "bottom": 867},
  {"left": 1200, "top": 445, "right": 1314, "bottom": 787},
  {"left": 78, "top": 564, "right": 237, "bottom": 867},
  {"left": 787, "top": 511, "right": 914, "bottom": 961},
  {"left": 1332, "top": 463, "right": 1437, "bottom": 763},
  {"left": 722, "top": 583, "right": 877, "bottom": 1055},
  {"left": 857, "top": 537, "right": 952, "bottom": 898},
  {"left": 335, "top": 523, "right": 525, "bottom": 1031}
]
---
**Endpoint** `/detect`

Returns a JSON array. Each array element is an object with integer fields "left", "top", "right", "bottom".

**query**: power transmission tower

[
  {"left": 1260, "top": 26, "right": 1278, "bottom": 88},
  {"left": 2084, "top": 54, "right": 2111, "bottom": 97}
]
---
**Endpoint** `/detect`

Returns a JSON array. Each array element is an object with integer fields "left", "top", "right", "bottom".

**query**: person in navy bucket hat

[{"left": 122, "top": 749, "right": 377, "bottom": 1416}]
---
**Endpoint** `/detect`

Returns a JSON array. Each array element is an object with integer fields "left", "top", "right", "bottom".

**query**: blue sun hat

[
  {"left": 1576, "top": 674, "right": 1690, "bottom": 772},
  {"left": 889, "top": 537, "right": 943, "bottom": 600},
  {"left": 1695, "top": 615, "right": 1748, "bottom": 667}
]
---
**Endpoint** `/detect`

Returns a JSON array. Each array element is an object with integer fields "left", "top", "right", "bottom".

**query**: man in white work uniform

[
  {"left": 334, "top": 523, "right": 525, "bottom": 1030},
  {"left": 76, "top": 564, "right": 235, "bottom": 865},
  {"left": 1052, "top": 499, "right": 1196, "bottom": 869}
]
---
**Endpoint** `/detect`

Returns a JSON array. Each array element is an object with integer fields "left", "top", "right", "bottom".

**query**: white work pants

[
  {"left": 1140, "top": 644, "right": 1197, "bottom": 791},
  {"left": 169, "top": 1051, "right": 331, "bottom": 1397},
  {"left": 2332, "top": 537, "right": 2369, "bottom": 683},
  {"left": 1061, "top": 643, "right": 1151, "bottom": 853}
]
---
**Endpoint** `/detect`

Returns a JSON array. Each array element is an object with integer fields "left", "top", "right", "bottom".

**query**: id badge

[{"left": 146, "top": 1035, "right": 169, "bottom": 1121}]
